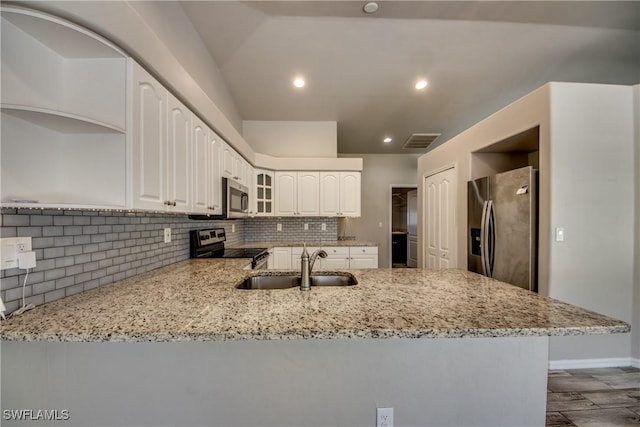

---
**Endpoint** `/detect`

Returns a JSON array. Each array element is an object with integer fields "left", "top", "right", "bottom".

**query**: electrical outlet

[
  {"left": 376, "top": 408, "right": 393, "bottom": 427},
  {"left": 322, "top": 223, "right": 326, "bottom": 231},
  {"left": 304, "top": 223, "right": 309, "bottom": 231},
  {"left": 0, "top": 237, "right": 32, "bottom": 270},
  {"left": 164, "top": 228, "right": 171, "bottom": 243},
  {"left": 277, "top": 223, "right": 282, "bottom": 232}
]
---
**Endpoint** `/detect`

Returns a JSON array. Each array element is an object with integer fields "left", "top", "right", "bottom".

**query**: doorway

[{"left": 390, "top": 186, "right": 417, "bottom": 268}]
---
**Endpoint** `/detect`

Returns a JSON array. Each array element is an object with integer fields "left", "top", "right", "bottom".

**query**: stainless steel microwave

[{"left": 222, "top": 177, "right": 249, "bottom": 219}]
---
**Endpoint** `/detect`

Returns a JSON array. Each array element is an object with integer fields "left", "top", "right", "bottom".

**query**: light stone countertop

[
  {"left": 0, "top": 259, "right": 629, "bottom": 342},
  {"left": 230, "top": 240, "right": 378, "bottom": 249}
]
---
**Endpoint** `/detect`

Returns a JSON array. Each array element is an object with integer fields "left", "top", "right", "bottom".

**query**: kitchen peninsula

[{"left": 1, "top": 259, "right": 629, "bottom": 426}]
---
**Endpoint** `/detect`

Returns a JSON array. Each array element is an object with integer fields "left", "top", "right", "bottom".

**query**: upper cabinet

[
  {"left": 131, "top": 63, "right": 190, "bottom": 212},
  {"left": 274, "top": 172, "right": 298, "bottom": 216},
  {"left": 275, "top": 171, "right": 360, "bottom": 217},
  {"left": 191, "top": 115, "right": 223, "bottom": 215},
  {"left": 253, "top": 169, "right": 274, "bottom": 216},
  {"left": 0, "top": 6, "right": 128, "bottom": 207},
  {"left": 320, "top": 172, "right": 361, "bottom": 217}
]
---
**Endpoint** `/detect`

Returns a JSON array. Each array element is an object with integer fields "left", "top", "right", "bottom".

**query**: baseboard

[{"left": 549, "top": 357, "right": 633, "bottom": 370}]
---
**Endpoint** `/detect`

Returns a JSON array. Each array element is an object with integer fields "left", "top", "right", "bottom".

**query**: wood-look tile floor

[{"left": 547, "top": 367, "right": 640, "bottom": 426}]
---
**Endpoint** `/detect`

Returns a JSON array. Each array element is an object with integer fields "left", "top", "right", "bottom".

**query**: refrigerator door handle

[
  {"left": 480, "top": 200, "right": 489, "bottom": 277},
  {"left": 487, "top": 200, "right": 496, "bottom": 277}
]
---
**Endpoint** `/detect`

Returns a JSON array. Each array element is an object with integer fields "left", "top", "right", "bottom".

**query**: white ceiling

[{"left": 181, "top": 1, "right": 640, "bottom": 154}]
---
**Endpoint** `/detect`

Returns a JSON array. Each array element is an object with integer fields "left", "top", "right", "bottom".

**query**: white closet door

[{"left": 424, "top": 167, "right": 457, "bottom": 269}]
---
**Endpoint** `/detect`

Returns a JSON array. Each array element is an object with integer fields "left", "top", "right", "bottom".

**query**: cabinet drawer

[
  {"left": 291, "top": 246, "right": 320, "bottom": 256},
  {"left": 350, "top": 246, "right": 378, "bottom": 255},
  {"left": 321, "top": 246, "right": 349, "bottom": 256}
]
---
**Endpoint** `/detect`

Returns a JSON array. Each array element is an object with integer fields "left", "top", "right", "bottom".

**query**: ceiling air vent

[{"left": 403, "top": 133, "right": 440, "bottom": 149}]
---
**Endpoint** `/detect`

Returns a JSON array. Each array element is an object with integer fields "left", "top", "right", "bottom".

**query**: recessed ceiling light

[
  {"left": 293, "top": 77, "right": 305, "bottom": 88},
  {"left": 383, "top": 137, "right": 393, "bottom": 143},
  {"left": 415, "top": 80, "right": 428, "bottom": 90},
  {"left": 363, "top": 2, "right": 379, "bottom": 14}
]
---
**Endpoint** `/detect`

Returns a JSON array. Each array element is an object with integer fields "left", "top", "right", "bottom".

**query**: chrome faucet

[{"left": 300, "top": 244, "right": 327, "bottom": 291}]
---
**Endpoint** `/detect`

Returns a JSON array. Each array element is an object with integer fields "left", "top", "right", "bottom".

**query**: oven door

[{"left": 224, "top": 178, "right": 249, "bottom": 218}]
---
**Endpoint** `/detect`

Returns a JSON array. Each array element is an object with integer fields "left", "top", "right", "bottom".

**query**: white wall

[
  {"left": 243, "top": 121, "right": 337, "bottom": 157},
  {"left": 417, "top": 83, "right": 636, "bottom": 364},
  {"left": 339, "top": 154, "right": 418, "bottom": 268}
]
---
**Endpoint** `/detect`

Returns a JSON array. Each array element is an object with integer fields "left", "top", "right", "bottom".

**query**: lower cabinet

[
  {"left": 272, "top": 246, "right": 378, "bottom": 270},
  {"left": 270, "top": 247, "right": 292, "bottom": 269},
  {"left": 347, "top": 246, "right": 378, "bottom": 269}
]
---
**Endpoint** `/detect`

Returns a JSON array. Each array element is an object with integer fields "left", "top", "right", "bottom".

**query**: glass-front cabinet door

[{"left": 255, "top": 169, "right": 274, "bottom": 216}]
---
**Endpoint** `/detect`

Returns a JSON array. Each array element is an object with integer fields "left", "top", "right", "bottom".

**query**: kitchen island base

[{"left": 2, "top": 336, "right": 548, "bottom": 426}]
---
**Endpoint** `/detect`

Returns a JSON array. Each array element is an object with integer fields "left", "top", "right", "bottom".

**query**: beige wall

[
  {"left": 417, "top": 83, "right": 636, "bottom": 363},
  {"left": 243, "top": 121, "right": 337, "bottom": 158},
  {"left": 339, "top": 154, "right": 418, "bottom": 268}
]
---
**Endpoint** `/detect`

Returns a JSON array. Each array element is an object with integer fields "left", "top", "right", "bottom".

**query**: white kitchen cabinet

[
  {"left": 166, "top": 94, "right": 191, "bottom": 212},
  {"left": 274, "top": 172, "right": 298, "bottom": 216},
  {"left": 131, "top": 64, "right": 167, "bottom": 211},
  {"left": 208, "top": 131, "right": 223, "bottom": 215},
  {"left": 222, "top": 142, "right": 235, "bottom": 179},
  {"left": 254, "top": 169, "right": 275, "bottom": 216},
  {"left": 275, "top": 171, "right": 319, "bottom": 216},
  {"left": 191, "top": 114, "right": 223, "bottom": 215},
  {"left": 288, "top": 245, "right": 378, "bottom": 270},
  {"left": 191, "top": 115, "right": 209, "bottom": 213},
  {"left": 318, "top": 247, "right": 350, "bottom": 270},
  {"left": 1, "top": 6, "right": 128, "bottom": 208},
  {"left": 319, "top": 172, "right": 361, "bottom": 217},
  {"left": 270, "top": 247, "right": 292, "bottom": 269},
  {"left": 348, "top": 246, "right": 378, "bottom": 269},
  {"left": 340, "top": 172, "right": 361, "bottom": 217},
  {"left": 297, "top": 172, "right": 320, "bottom": 216},
  {"left": 132, "top": 64, "right": 191, "bottom": 212}
]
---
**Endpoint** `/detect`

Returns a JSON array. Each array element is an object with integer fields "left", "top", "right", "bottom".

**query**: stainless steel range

[{"left": 189, "top": 228, "right": 269, "bottom": 269}]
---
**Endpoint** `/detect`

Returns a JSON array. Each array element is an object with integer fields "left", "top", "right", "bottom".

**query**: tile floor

[{"left": 547, "top": 367, "right": 640, "bottom": 426}]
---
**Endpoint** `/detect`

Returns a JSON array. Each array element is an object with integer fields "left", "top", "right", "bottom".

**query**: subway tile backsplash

[
  {"left": 244, "top": 217, "right": 337, "bottom": 242},
  {"left": 0, "top": 208, "right": 244, "bottom": 314}
]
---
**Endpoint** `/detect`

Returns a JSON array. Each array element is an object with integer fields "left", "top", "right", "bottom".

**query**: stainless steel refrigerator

[{"left": 467, "top": 166, "right": 538, "bottom": 291}]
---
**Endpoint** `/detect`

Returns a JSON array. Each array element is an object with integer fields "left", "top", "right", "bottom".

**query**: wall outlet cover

[
  {"left": 164, "top": 228, "right": 171, "bottom": 243},
  {"left": 376, "top": 407, "right": 394, "bottom": 427}
]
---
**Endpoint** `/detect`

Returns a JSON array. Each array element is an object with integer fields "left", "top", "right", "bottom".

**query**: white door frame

[
  {"left": 388, "top": 184, "right": 418, "bottom": 268},
  {"left": 422, "top": 164, "right": 458, "bottom": 269}
]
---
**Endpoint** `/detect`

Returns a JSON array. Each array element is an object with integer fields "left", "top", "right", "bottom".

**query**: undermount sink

[{"left": 236, "top": 273, "right": 357, "bottom": 290}]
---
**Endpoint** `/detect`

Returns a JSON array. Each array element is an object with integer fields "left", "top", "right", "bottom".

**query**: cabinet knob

[
  {"left": 164, "top": 200, "right": 171, "bottom": 206},
  {"left": 172, "top": 201, "right": 177, "bottom": 206}
]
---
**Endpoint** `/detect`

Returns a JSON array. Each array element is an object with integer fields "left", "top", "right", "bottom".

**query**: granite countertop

[
  {"left": 0, "top": 260, "right": 629, "bottom": 342},
  {"left": 230, "top": 240, "right": 378, "bottom": 249}
]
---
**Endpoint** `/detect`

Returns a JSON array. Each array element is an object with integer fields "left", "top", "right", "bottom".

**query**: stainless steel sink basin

[{"left": 236, "top": 273, "right": 357, "bottom": 290}]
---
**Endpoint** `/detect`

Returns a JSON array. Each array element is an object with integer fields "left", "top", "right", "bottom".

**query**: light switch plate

[{"left": 555, "top": 227, "right": 565, "bottom": 242}]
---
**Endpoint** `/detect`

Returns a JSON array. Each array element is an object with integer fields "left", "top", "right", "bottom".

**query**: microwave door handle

[{"left": 241, "top": 193, "right": 249, "bottom": 212}]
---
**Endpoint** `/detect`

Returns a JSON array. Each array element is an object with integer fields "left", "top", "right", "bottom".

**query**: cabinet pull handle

[{"left": 164, "top": 200, "right": 171, "bottom": 206}]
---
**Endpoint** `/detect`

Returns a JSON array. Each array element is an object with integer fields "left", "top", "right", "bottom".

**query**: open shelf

[
  {"left": 1, "top": 105, "right": 125, "bottom": 134},
  {"left": 0, "top": 6, "right": 129, "bottom": 208}
]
